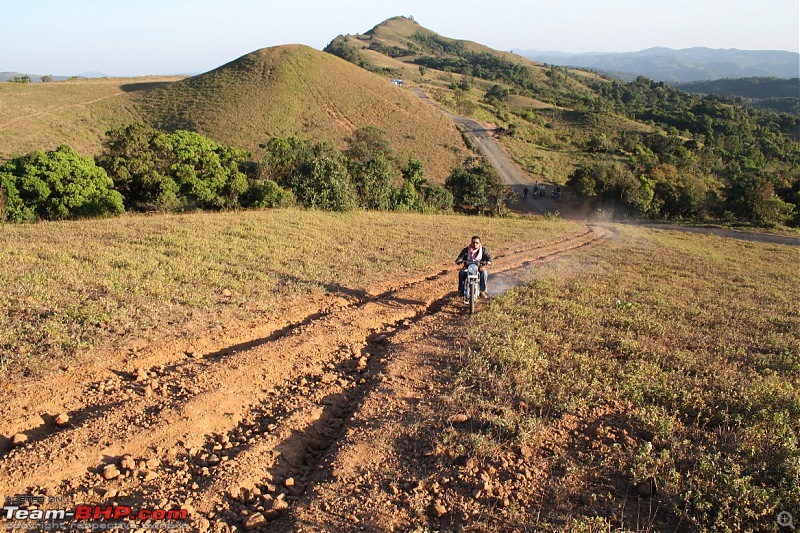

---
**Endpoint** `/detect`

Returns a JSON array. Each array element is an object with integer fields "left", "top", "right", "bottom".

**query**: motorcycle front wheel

[{"left": 469, "top": 280, "right": 477, "bottom": 314}]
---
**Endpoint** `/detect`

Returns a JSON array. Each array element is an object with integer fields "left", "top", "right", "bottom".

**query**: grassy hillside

[
  {"left": 0, "top": 77, "right": 179, "bottom": 160},
  {"left": 325, "top": 16, "right": 640, "bottom": 184},
  {"left": 133, "top": 44, "right": 468, "bottom": 181},
  {"left": 0, "top": 46, "right": 469, "bottom": 182}
]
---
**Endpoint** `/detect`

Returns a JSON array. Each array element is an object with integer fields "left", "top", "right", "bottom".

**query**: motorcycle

[{"left": 457, "top": 260, "right": 489, "bottom": 314}]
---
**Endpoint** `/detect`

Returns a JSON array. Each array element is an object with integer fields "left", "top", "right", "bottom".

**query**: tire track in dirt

[{"left": 0, "top": 226, "right": 611, "bottom": 531}]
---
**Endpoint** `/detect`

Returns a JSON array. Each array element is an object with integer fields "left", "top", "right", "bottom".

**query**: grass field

[
  {"left": 0, "top": 209, "right": 582, "bottom": 379},
  {"left": 454, "top": 224, "right": 800, "bottom": 531},
  {"left": 1, "top": 210, "right": 797, "bottom": 531}
]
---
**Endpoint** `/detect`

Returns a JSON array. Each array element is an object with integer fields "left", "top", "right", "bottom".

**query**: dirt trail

[
  {"left": 0, "top": 93, "right": 126, "bottom": 132},
  {"left": 409, "top": 85, "right": 587, "bottom": 219},
  {"left": 0, "top": 226, "right": 611, "bottom": 531}
]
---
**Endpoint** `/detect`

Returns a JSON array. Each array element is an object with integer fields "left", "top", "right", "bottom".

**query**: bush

[
  {"left": 0, "top": 145, "right": 124, "bottom": 222},
  {"left": 98, "top": 124, "right": 251, "bottom": 212},
  {"left": 445, "top": 159, "right": 507, "bottom": 213},
  {"left": 243, "top": 179, "right": 295, "bottom": 208}
]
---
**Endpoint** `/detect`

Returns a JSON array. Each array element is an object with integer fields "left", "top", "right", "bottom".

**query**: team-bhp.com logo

[{"left": 3, "top": 495, "right": 189, "bottom": 530}]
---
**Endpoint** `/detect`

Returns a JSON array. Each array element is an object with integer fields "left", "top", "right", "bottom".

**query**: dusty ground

[{"left": 0, "top": 225, "right": 612, "bottom": 532}]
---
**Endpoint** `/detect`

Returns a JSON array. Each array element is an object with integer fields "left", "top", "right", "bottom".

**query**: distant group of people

[{"left": 522, "top": 182, "right": 561, "bottom": 200}]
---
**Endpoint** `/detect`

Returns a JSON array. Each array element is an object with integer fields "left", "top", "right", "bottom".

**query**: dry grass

[
  {"left": 0, "top": 77, "right": 181, "bottom": 160},
  {"left": 455, "top": 224, "right": 800, "bottom": 531},
  {"left": 0, "top": 209, "right": 582, "bottom": 380},
  {"left": 0, "top": 48, "right": 469, "bottom": 183},
  {"left": 134, "top": 45, "right": 469, "bottom": 182}
]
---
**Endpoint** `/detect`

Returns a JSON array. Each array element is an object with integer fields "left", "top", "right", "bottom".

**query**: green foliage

[
  {"left": 291, "top": 155, "right": 357, "bottom": 211},
  {"left": 484, "top": 84, "right": 510, "bottom": 103},
  {"left": 242, "top": 179, "right": 295, "bottom": 208},
  {"left": 445, "top": 158, "right": 506, "bottom": 213},
  {"left": 0, "top": 145, "right": 124, "bottom": 222},
  {"left": 344, "top": 126, "right": 394, "bottom": 164},
  {"left": 678, "top": 77, "right": 800, "bottom": 116},
  {"left": 259, "top": 134, "right": 454, "bottom": 214},
  {"left": 568, "top": 162, "right": 658, "bottom": 215},
  {"left": 97, "top": 123, "right": 251, "bottom": 212},
  {"left": 393, "top": 157, "right": 453, "bottom": 212},
  {"left": 350, "top": 155, "right": 397, "bottom": 210},
  {"left": 323, "top": 35, "right": 371, "bottom": 69}
]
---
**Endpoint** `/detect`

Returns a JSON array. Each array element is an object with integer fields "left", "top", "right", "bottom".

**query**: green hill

[
  {"left": 327, "top": 17, "right": 800, "bottom": 226},
  {"left": 677, "top": 77, "right": 800, "bottom": 115},
  {"left": 133, "top": 44, "right": 468, "bottom": 181}
]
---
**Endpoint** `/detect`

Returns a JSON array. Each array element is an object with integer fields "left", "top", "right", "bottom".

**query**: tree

[
  {"left": 484, "top": 84, "right": 509, "bottom": 103},
  {"left": 288, "top": 155, "right": 356, "bottom": 211},
  {"left": 97, "top": 124, "right": 251, "bottom": 211},
  {"left": 0, "top": 145, "right": 124, "bottom": 222},
  {"left": 350, "top": 155, "right": 397, "bottom": 210},
  {"left": 445, "top": 159, "right": 505, "bottom": 212},
  {"left": 242, "top": 179, "right": 294, "bottom": 208},
  {"left": 344, "top": 126, "right": 394, "bottom": 165}
]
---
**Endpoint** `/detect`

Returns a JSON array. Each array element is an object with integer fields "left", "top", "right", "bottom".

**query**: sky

[{"left": 1, "top": 0, "right": 798, "bottom": 77}]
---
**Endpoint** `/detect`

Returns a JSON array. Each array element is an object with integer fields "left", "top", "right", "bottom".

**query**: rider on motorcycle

[{"left": 456, "top": 236, "right": 493, "bottom": 300}]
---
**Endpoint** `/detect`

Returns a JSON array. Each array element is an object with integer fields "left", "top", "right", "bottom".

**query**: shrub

[
  {"left": 0, "top": 145, "right": 124, "bottom": 222},
  {"left": 243, "top": 179, "right": 295, "bottom": 208},
  {"left": 98, "top": 124, "right": 251, "bottom": 212}
]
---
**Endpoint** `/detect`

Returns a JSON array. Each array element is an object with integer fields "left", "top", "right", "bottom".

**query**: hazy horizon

[{"left": 1, "top": 0, "right": 798, "bottom": 77}]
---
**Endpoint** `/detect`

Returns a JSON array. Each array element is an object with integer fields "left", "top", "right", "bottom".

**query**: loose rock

[
  {"left": 102, "top": 465, "right": 121, "bottom": 480},
  {"left": 243, "top": 512, "right": 266, "bottom": 529}
]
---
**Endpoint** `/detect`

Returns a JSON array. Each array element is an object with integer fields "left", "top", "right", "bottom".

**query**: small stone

[
  {"left": 54, "top": 413, "right": 70, "bottom": 427},
  {"left": 432, "top": 500, "right": 447, "bottom": 518},
  {"left": 284, "top": 477, "right": 295, "bottom": 487},
  {"left": 222, "top": 289, "right": 233, "bottom": 298},
  {"left": 103, "top": 464, "right": 121, "bottom": 480},
  {"left": 243, "top": 512, "right": 266, "bottom": 529},
  {"left": 448, "top": 414, "right": 469, "bottom": 424},
  {"left": 121, "top": 455, "right": 137, "bottom": 471},
  {"left": 11, "top": 433, "right": 27, "bottom": 446}
]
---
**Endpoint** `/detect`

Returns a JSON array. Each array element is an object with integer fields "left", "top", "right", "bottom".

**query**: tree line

[
  {"left": 564, "top": 78, "right": 800, "bottom": 226},
  {"left": 0, "top": 123, "right": 506, "bottom": 223}
]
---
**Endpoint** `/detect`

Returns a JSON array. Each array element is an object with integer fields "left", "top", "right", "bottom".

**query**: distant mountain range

[{"left": 512, "top": 47, "right": 800, "bottom": 83}]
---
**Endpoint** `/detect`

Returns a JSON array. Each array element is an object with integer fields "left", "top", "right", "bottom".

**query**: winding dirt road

[{"left": 0, "top": 225, "right": 612, "bottom": 532}]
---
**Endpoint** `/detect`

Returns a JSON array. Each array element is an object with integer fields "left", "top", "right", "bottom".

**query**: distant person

[
  {"left": 523, "top": 186, "right": 529, "bottom": 199},
  {"left": 455, "top": 236, "right": 493, "bottom": 299}
]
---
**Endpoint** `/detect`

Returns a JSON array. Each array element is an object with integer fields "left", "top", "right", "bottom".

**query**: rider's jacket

[{"left": 456, "top": 246, "right": 493, "bottom": 264}]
